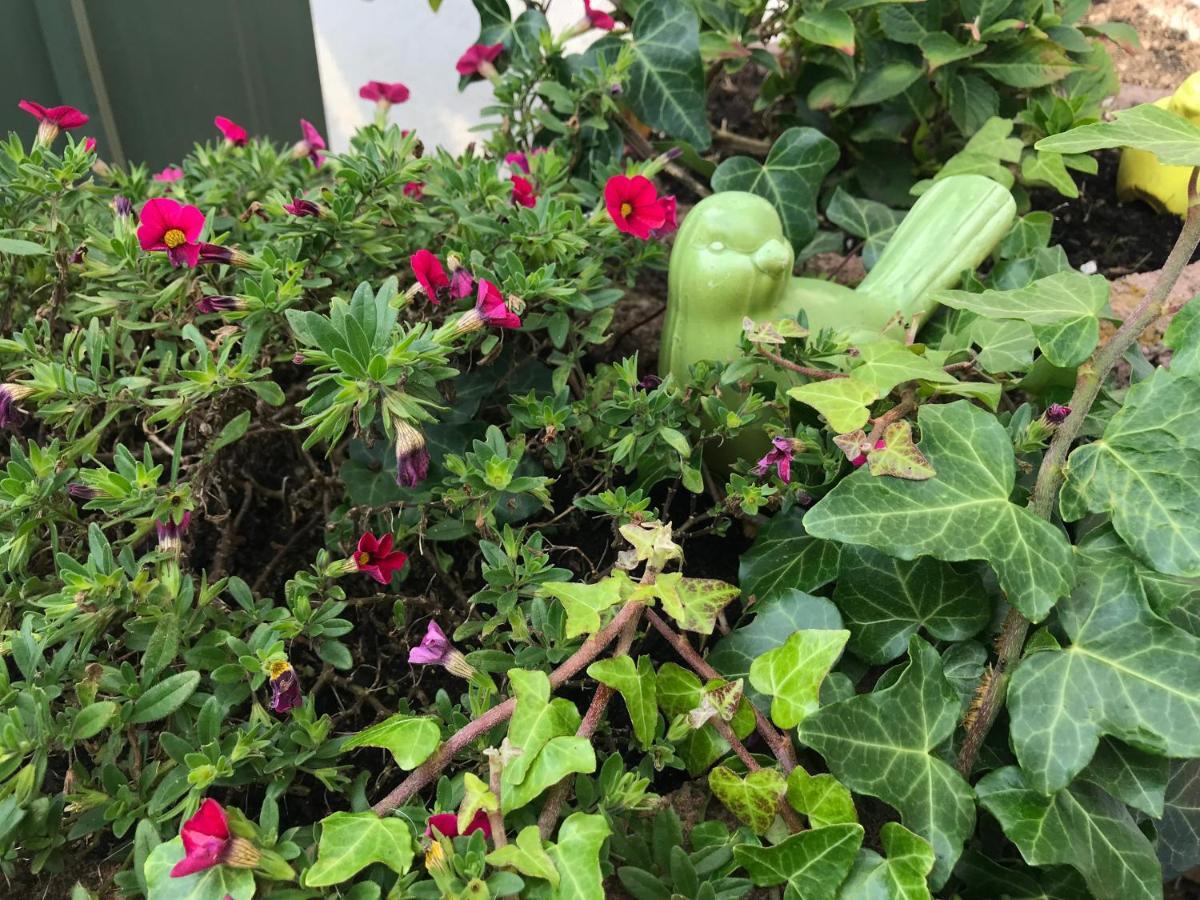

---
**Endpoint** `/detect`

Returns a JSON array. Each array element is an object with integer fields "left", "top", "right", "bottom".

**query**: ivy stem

[
  {"left": 756, "top": 346, "right": 847, "bottom": 380},
  {"left": 866, "top": 388, "right": 917, "bottom": 447},
  {"left": 956, "top": 167, "right": 1200, "bottom": 778},
  {"left": 644, "top": 609, "right": 797, "bottom": 772},
  {"left": 372, "top": 597, "right": 646, "bottom": 816}
]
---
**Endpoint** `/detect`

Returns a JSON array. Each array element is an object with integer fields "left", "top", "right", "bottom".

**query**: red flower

[
  {"left": 83, "top": 136, "right": 97, "bottom": 153},
  {"left": 510, "top": 175, "right": 536, "bottom": 208},
  {"left": 170, "top": 799, "right": 261, "bottom": 878},
  {"left": 475, "top": 279, "right": 522, "bottom": 329},
  {"left": 403, "top": 181, "right": 425, "bottom": 199},
  {"left": 19, "top": 100, "right": 88, "bottom": 130},
  {"left": 754, "top": 437, "right": 801, "bottom": 484},
  {"left": 359, "top": 81, "right": 410, "bottom": 104},
  {"left": 137, "top": 198, "right": 205, "bottom": 268},
  {"left": 214, "top": 116, "right": 248, "bottom": 146},
  {"left": 457, "top": 43, "right": 504, "bottom": 78},
  {"left": 605, "top": 175, "right": 667, "bottom": 240},
  {"left": 283, "top": 198, "right": 323, "bottom": 218},
  {"left": 584, "top": 0, "right": 616, "bottom": 30},
  {"left": 296, "top": 118, "right": 326, "bottom": 166},
  {"left": 427, "top": 810, "right": 492, "bottom": 840},
  {"left": 354, "top": 532, "right": 408, "bottom": 584},
  {"left": 505, "top": 152, "right": 530, "bottom": 174},
  {"left": 651, "top": 195, "right": 678, "bottom": 238},
  {"left": 153, "top": 165, "right": 184, "bottom": 183},
  {"left": 411, "top": 249, "right": 450, "bottom": 303}
]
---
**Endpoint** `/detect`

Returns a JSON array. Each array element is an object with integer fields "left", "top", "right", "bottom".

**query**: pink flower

[
  {"left": 295, "top": 118, "right": 326, "bottom": 165},
  {"left": 83, "top": 136, "right": 97, "bottom": 153},
  {"left": 510, "top": 175, "right": 536, "bottom": 208},
  {"left": 449, "top": 265, "right": 474, "bottom": 301},
  {"left": 354, "top": 532, "right": 408, "bottom": 584},
  {"left": 426, "top": 810, "right": 492, "bottom": 840},
  {"left": 403, "top": 181, "right": 425, "bottom": 199},
  {"left": 474, "top": 279, "right": 522, "bottom": 329},
  {"left": 359, "top": 81, "right": 411, "bottom": 104},
  {"left": 409, "top": 620, "right": 476, "bottom": 679},
  {"left": 754, "top": 437, "right": 800, "bottom": 483},
  {"left": 213, "top": 116, "right": 248, "bottom": 146},
  {"left": 19, "top": 100, "right": 88, "bottom": 145},
  {"left": 605, "top": 175, "right": 666, "bottom": 240},
  {"left": 411, "top": 249, "right": 450, "bottom": 303},
  {"left": 584, "top": 0, "right": 616, "bottom": 30},
  {"left": 137, "top": 198, "right": 205, "bottom": 268},
  {"left": 456, "top": 43, "right": 504, "bottom": 78},
  {"left": 156, "top": 510, "right": 192, "bottom": 552},
  {"left": 153, "top": 165, "right": 184, "bottom": 183},
  {"left": 651, "top": 195, "right": 678, "bottom": 238},
  {"left": 170, "top": 800, "right": 260, "bottom": 878},
  {"left": 268, "top": 660, "right": 302, "bottom": 715},
  {"left": 283, "top": 198, "right": 323, "bottom": 217},
  {"left": 394, "top": 420, "right": 431, "bottom": 488},
  {"left": 505, "top": 152, "right": 530, "bottom": 174}
]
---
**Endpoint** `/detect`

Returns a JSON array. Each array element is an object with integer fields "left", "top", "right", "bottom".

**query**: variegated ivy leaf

[
  {"left": 867, "top": 420, "right": 936, "bottom": 480},
  {"left": 834, "top": 429, "right": 872, "bottom": 462},
  {"left": 653, "top": 573, "right": 739, "bottom": 634},
  {"left": 686, "top": 677, "right": 743, "bottom": 730},
  {"left": 838, "top": 822, "right": 935, "bottom": 900},
  {"left": 734, "top": 823, "right": 864, "bottom": 900},
  {"left": 1060, "top": 368, "right": 1200, "bottom": 578},
  {"left": 744, "top": 316, "right": 809, "bottom": 345},
  {"left": 1159, "top": 758, "right": 1200, "bottom": 879},
  {"left": 748, "top": 628, "right": 849, "bottom": 729},
  {"left": 539, "top": 575, "right": 625, "bottom": 639},
  {"left": 340, "top": 713, "right": 440, "bottom": 769},
  {"left": 834, "top": 545, "right": 990, "bottom": 664},
  {"left": 797, "top": 637, "right": 974, "bottom": 889},
  {"left": 546, "top": 812, "right": 611, "bottom": 900},
  {"left": 708, "top": 766, "right": 787, "bottom": 835},
  {"left": 657, "top": 663, "right": 755, "bottom": 775},
  {"left": 786, "top": 767, "right": 857, "bottom": 828},
  {"left": 586, "top": 655, "right": 657, "bottom": 748},
  {"left": 458, "top": 772, "right": 498, "bottom": 835},
  {"left": 805, "top": 401, "right": 1074, "bottom": 622},
  {"left": 486, "top": 825, "right": 559, "bottom": 887},
  {"left": 1007, "top": 540, "right": 1200, "bottom": 794},
  {"left": 976, "top": 766, "right": 1162, "bottom": 900}
]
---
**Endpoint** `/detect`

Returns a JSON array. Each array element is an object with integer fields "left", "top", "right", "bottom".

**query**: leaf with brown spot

[{"left": 868, "top": 420, "right": 936, "bottom": 480}]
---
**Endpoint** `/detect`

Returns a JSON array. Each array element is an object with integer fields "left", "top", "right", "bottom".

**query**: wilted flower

[
  {"left": 69, "top": 245, "right": 87, "bottom": 265},
  {"left": 19, "top": 99, "right": 88, "bottom": 145},
  {"left": 639, "top": 374, "right": 662, "bottom": 391},
  {"left": 408, "top": 620, "right": 476, "bottom": 679},
  {"left": 283, "top": 197, "right": 323, "bottom": 218},
  {"left": 452, "top": 279, "right": 522, "bottom": 335},
  {"left": 456, "top": 43, "right": 503, "bottom": 79},
  {"left": 196, "top": 295, "right": 244, "bottom": 315},
  {"left": 83, "top": 136, "right": 97, "bottom": 154},
  {"left": 403, "top": 181, "right": 425, "bottom": 199},
  {"left": 197, "top": 243, "right": 251, "bottom": 267},
  {"left": 153, "top": 165, "right": 184, "bottom": 183},
  {"left": 267, "top": 659, "right": 302, "bottom": 715},
  {"left": 424, "top": 838, "right": 450, "bottom": 877},
  {"left": 584, "top": 0, "right": 616, "bottom": 30},
  {"left": 1045, "top": 403, "right": 1071, "bottom": 425},
  {"left": 170, "top": 799, "right": 260, "bottom": 878},
  {"left": 213, "top": 115, "right": 248, "bottom": 146},
  {"left": 353, "top": 532, "right": 408, "bottom": 584},
  {"left": 605, "top": 175, "right": 669, "bottom": 240},
  {"left": 426, "top": 810, "right": 492, "bottom": 840},
  {"left": 505, "top": 152, "right": 530, "bottom": 174},
  {"left": 754, "top": 436, "right": 802, "bottom": 483},
  {"left": 651, "top": 195, "right": 678, "bottom": 238},
  {"left": 113, "top": 195, "right": 134, "bottom": 217},
  {"left": 67, "top": 483, "right": 98, "bottom": 500},
  {"left": 137, "top": 198, "right": 205, "bottom": 267},
  {"left": 411, "top": 249, "right": 450, "bottom": 303},
  {"left": 394, "top": 420, "right": 431, "bottom": 488},
  {"left": 359, "top": 80, "right": 410, "bottom": 105},
  {"left": 446, "top": 254, "right": 474, "bottom": 300},
  {"left": 292, "top": 118, "right": 326, "bottom": 165},
  {"left": 156, "top": 511, "right": 191, "bottom": 553},
  {"left": 510, "top": 175, "right": 536, "bottom": 208},
  {"left": 0, "top": 383, "right": 33, "bottom": 430}
]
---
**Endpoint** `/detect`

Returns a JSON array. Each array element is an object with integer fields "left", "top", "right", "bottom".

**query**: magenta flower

[
  {"left": 170, "top": 800, "right": 260, "bottom": 878},
  {"left": 0, "top": 384, "right": 33, "bottom": 430},
  {"left": 213, "top": 116, "right": 248, "bottom": 146},
  {"left": 403, "top": 181, "right": 425, "bottom": 199},
  {"left": 409, "top": 620, "right": 476, "bottom": 679},
  {"left": 19, "top": 99, "right": 88, "bottom": 144},
  {"left": 605, "top": 175, "right": 666, "bottom": 240},
  {"left": 449, "top": 264, "right": 474, "bottom": 301},
  {"left": 1045, "top": 403, "right": 1071, "bottom": 425},
  {"left": 267, "top": 660, "right": 302, "bottom": 715},
  {"left": 505, "top": 152, "right": 530, "bottom": 174},
  {"left": 83, "top": 136, "right": 97, "bottom": 153},
  {"left": 651, "top": 195, "right": 678, "bottom": 238},
  {"left": 457, "top": 43, "right": 504, "bottom": 78},
  {"left": 584, "top": 0, "right": 616, "bottom": 30},
  {"left": 196, "top": 295, "right": 243, "bottom": 315},
  {"left": 510, "top": 175, "right": 536, "bottom": 208},
  {"left": 427, "top": 810, "right": 492, "bottom": 840},
  {"left": 395, "top": 421, "right": 431, "bottom": 488},
  {"left": 156, "top": 510, "right": 192, "bottom": 552},
  {"left": 359, "top": 80, "right": 410, "bottom": 104},
  {"left": 137, "top": 198, "right": 205, "bottom": 267},
  {"left": 294, "top": 118, "right": 326, "bottom": 165},
  {"left": 153, "top": 165, "right": 184, "bottom": 183},
  {"left": 354, "top": 532, "right": 408, "bottom": 584},
  {"left": 754, "top": 436, "right": 800, "bottom": 483},
  {"left": 411, "top": 249, "right": 450, "bottom": 303},
  {"left": 283, "top": 198, "right": 323, "bottom": 218},
  {"left": 474, "top": 279, "right": 522, "bottom": 330}
]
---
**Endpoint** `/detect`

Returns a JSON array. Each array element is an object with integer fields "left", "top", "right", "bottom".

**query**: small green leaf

[
  {"left": 503, "top": 736, "right": 596, "bottom": 813},
  {"left": 541, "top": 576, "right": 625, "bottom": 639},
  {"left": 144, "top": 837, "right": 254, "bottom": 900},
  {"left": 72, "top": 702, "right": 118, "bottom": 741},
  {"left": 504, "top": 669, "right": 582, "bottom": 786},
  {"left": 824, "top": 189, "right": 902, "bottom": 269},
  {"left": 708, "top": 766, "right": 786, "bottom": 835},
  {"left": 0, "top": 237, "right": 48, "bottom": 256},
  {"left": 787, "top": 377, "right": 877, "bottom": 432},
  {"left": 653, "top": 573, "right": 739, "bottom": 634},
  {"left": 487, "top": 825, "right": 560, "bottom": 886},
  {"left": 838, "top": 822, "right": 935, "bottom": 900},
  {"left": 130, "top": 671, "right": 200, "bottom": 724},
  {"left": 793, "top": 10, "right": 855, "bottom": 54},
  {"left": 749, "top": 629, "right": 849, "bottom": 728},
  {"left": 734, "top": 824, "right": 864, "bottom": 900},
  {"left": 1037, "top": 103, "right": 1200, "bottom": 166},
  {"left": 459, "top": 772, "right": 498, "bottom": 834},
  {"left": 587, "top": 656, "right": 657, "bottom": 748},
  {"left": 786, "top": 768, "right": 857, "bottom": 828},
  {"left": 305, "top": 811, "right": 415, "bottom": 886},
  {"left": 547, "top": 812, "right": 611, "bottom": 900}
]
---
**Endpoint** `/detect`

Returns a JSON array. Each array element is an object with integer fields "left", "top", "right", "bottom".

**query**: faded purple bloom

[
  {"left": 295, "top": 118, "right": 326, "bottom": 166},
  {"left": 268, "top": 660, "right": 302, "bottom": 714},
  {"left": 754, "top": 436, "right": 800, "bottom": 483},
  {"left": 1045, "top": 403, "right": 1071, "bottom": 425},
  {"left": 639, "top": 374, "right": 662, "bottom": 391},
  {"left": 68, "top": 483, "right": 98, "bottom": 500},
  {"left": 196, "top": 295, "right": 243, "bottom": 315},
  {"left": 197, "top": 242, "right": 249, "bottom": 267},
  {"left": 69, "top": 245, "right": 87, "bottom": 265},
  {"left": 409, "top": 620, "right": 475, "bottom": 679},
  {"left": 394, "top": 420, "right": 431, "bottom": 488},
  {"left": 283, "top": 198, "right": 322, "bottom": 218},
  {"left": 0, "top": 384, "right": 33, "bottom": 429},
  {"left": 156, "top": 510, "right": 191, "bottom": 552},
  {"left": 113, "top": 195, "right": 133, "bottom": 217}
]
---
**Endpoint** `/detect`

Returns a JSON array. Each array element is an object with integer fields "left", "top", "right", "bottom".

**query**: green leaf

[
  {"left": 1060, "top": 368, "right": 1200, "bottom": 577},
  {"left": 503, "top": 736, "right": 596, "bottom": 813},
  {"left": 1159, "top": 758, "right": 1200, "bottom": 879},
  {"left": 340, "top": 710, "right": 444, "bottom": 768},
  {"left": 547, "top": 812, "right": 611, "bottom": 900},
  {"left": 1021, "top": 150, "right": 1079, "bottom": 198},
  {"left": 712, "top": 127, "right": 840, "bottom": 249},
  {"left": 459, "top": 772, "right": 499, "bottom": 834},
  {"left": 954, "top": 851, "right": 1091, "bottom": 899},
  {"left": 653, "top": 574, "right": 739, "bottom": 634},
  {"left": 947, "top": 74, "right": 999, "bottom": 135},
  {"left": 541, "top": 576, "right": 625, "bottom": 639},
  {"left": 849, "top": 341, "right": 956, "bottom": 395},
  {"left": 848, "top": 62, "right": 924, "bottom": 107},
  {"left": 487, "top": 825, "right": 560, "bottom": 887},
  {"left": 797, "top": 637, "right": 975, "bottom": 888},
  {"left": 793, "top": 10, "right": 855, "bottom": 54},
  {"left": 1165, "top": 301, "right": 1200, "bottom": 376},
  {"left": 837, "top": 822, "right": 934, "bottom": 900},
  {"left": 933, "top": 271, "right": 1109, "bottom": 367},
  {"left": 786, "top": 767, "right": 858, "bottom": 828},
  {"left": 1037, "top": 103, "right": 1200, "bottom": 166},
  {"left": 749, "top": 629, "right": 849, "bottom": 728},
  {"left": 1007, "top": 540, "right": 1200, "bottom": 793},
  {"left": 972, "top": 42, "right": 1076, "bottom": 87},
  {"left": 912, "top": 117, "right": 1021, "bottom": 193},
  {"left": 130, "top": 671, "right": 200, "bottom": 724},
  {"left": 824, "top": 189, "right": 902, "bottom": 269},
  {"left": 734, "top": 824, "right": 864, "bottom": 900},
  {"left": 587, "top": 655, "right": 657, "bottom": 748},
  {"left": 834, "top": 545, "right": 989, "bottom": 664},
  {"left": 72, "top": 701, "right": 118, "bottom": 740},
  {"left": 976, "top": 766, "right": 1161, "bottom": 900},
  {"left": 305, "top": 811, "right": 414, "bottom": 886},
  {"left": 739, "top": 512, "right": 841, "bottom": 601},
  {"left": 804, "top": 401, "right": 1074, "bottom": 622},
  {"left": 1084, "top": 738, "right": 1168, "bottom": 818},
  {"left": 919, "top": 32, "right": 984, "bottom": 69},
  {"left": 624, "top": 0, "right": 710, "bottom": 149},
  {"left": 504, "top": 669, "right": 582, "bottom": 786},
  {"left": 708, "top": 766, "right": 787, "bottom": 835},
  {"left": 971, "top": 318, "right": 1038, "bottom": 373},
  {"left": 657, "top": 663, "right": 755, "bottom": 774},
  {"left": 867, "top": 420, "right": 936, "bottom": 481},
  {"left": 144, "top": 837, "right": 254, "bottom": 900},
  {"left": 787, "top": 377, "right": 877, "bottom": 433},
  {"left": 0, "top": 237, "right": 48, "bottom": 256}
]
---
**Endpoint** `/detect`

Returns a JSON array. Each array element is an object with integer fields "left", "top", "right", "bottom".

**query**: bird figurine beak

[{"left": 752, "top": 238, "right": 791, "bottom": 276}]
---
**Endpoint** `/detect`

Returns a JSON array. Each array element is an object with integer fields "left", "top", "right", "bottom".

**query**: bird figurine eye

[{"left": 708, "top": 240, "right": 725, "bottom": 252}]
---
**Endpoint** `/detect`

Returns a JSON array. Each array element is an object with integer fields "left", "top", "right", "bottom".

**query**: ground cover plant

[{"left": 1, "top": 1, "right": 1199, "bottom": 899}]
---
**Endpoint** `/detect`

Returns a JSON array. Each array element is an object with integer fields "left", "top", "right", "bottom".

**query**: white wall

[{"left": 310, "top": 0, "right": 609, "bottom": 154}]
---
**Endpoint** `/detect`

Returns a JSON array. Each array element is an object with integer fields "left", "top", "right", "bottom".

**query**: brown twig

[
  {"left": 714, "top": 127, "right": 772, "bottom": 155},
  {"left": 757, "top": 347, "right": 847, "bottom": 380},
  {"left": 866, "top": 389, "right": 917, "bottom": 447}
]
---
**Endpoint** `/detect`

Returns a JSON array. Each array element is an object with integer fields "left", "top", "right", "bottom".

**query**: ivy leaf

[
  {"left": 1007, "top": 542, "right": 1200, "bottom": 793},
  {"left": 787, "top": 377, "right": 877, "bottom": 433},
  {"left": 748, "top": 629, "right": 850, "bottom": 728},
  {"left": 739, "top": 512, "right": 842, "bottom": 601},
  {"left": 1164, "top": 302, "right": 1200, "bottom": 376},
  {"left": 1060, "top": 368, "right": 1200, "bottom": 577},
  {"left": 305, "top": 812, "right": 414, "bottom": 886},
  {"left": 954, "top": 851, "right": 1091, "bottom": 899},
  {"left": 547, "top": 812, "right": 611, "bottom": 900},
  {"left": 824, "top": 189, "right": 902, "bottom": 268},
  {"left": 540, "top": 576, "right": 625, "bottom": 639},
  {"left": 804, "top": 401, "right": 1074, "bottom": 622},
  {"left": 972, "top": 42, "right": 1076, "bottom": 88},
  {"left": 144, "top": 838, "right": 255, "bottom": 900},
  {"left": 341, "top": 713, "right": 440, "bottom": 769},
  {"left": 837, "top": 822, "right": 935, "bottom": 900},
  {"left": 1036, "top": 103, "right": 1200, "bottom": 166},
  {"left": 503, "top": 736, "right": 597, "bottom": 813},
  {"left": 487, "top": 825, "right": 560, "bottom": 887},
  {"left": 624, "top": 0, "right": 710, "bottom": 149},
  {"left": 733, "top": 824, "right": 865, "bottom": 900},
  {"left": 586, "top": 655, "right": 657, "bottom": 748},
  {"left": 653, "top": 573, "right": 739, "bottom": 634},
  {"left": 933, "top": 271, "right": 1109, "bottom": 367},
  {"left": 868, "top": 420, "right": 936, "bottom": 481},
  {"left": 504, "top": 669, "right": 582, "bottom": 786},
  {"left": 459, "top": 772, "right": 499, "bottom": 835},
  {"left": 786, "top": 767, "right": 858, "bottom": 828},
  {"left": 1021, "top": 150, "right": 1079, "bottom": 198},
  {"left": 657, "top": 663, "right": 755, "bottom": 775},
  {"left": 797, "top": 637, "right": 975, "bottom": 888},
  {"left": 1159, "top": 758, "right": 1200, "bottom": 879},
  {"left": 1083, "top": 738, "right": 1168, "bottom": 818},
  {"left": 712, "top": 127, "right": 840, "bottom": 249},
  {"left": 976, "top": 766, "right": 1162, "bottom": 900},
  {"left": 850, "top": 341, "right": 957, "bottom": 395},
  {"left": 709, "top": 766, "right": 787, "bottom": 835},
  {"left": 834, "top": 545, "right": 989, "bottom": 664}
]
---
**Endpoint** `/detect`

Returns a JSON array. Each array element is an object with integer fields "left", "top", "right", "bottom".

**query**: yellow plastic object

[{"left": 1117, "top": 73, "right": 1200, "bottom": 217}]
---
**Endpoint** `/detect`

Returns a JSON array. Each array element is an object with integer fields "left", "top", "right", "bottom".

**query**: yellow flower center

[
  {"left": 357, "top": 551, "right": 371, "bottom": 566},
  {"left": 163, "top": 228, "right": 187, "bottom": 249},
  {"left": 268, "top": 659, "right": 292, "bottom": 679},
  {"left": 620, "top": 202, "right": 633, "bottom": 218}
]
